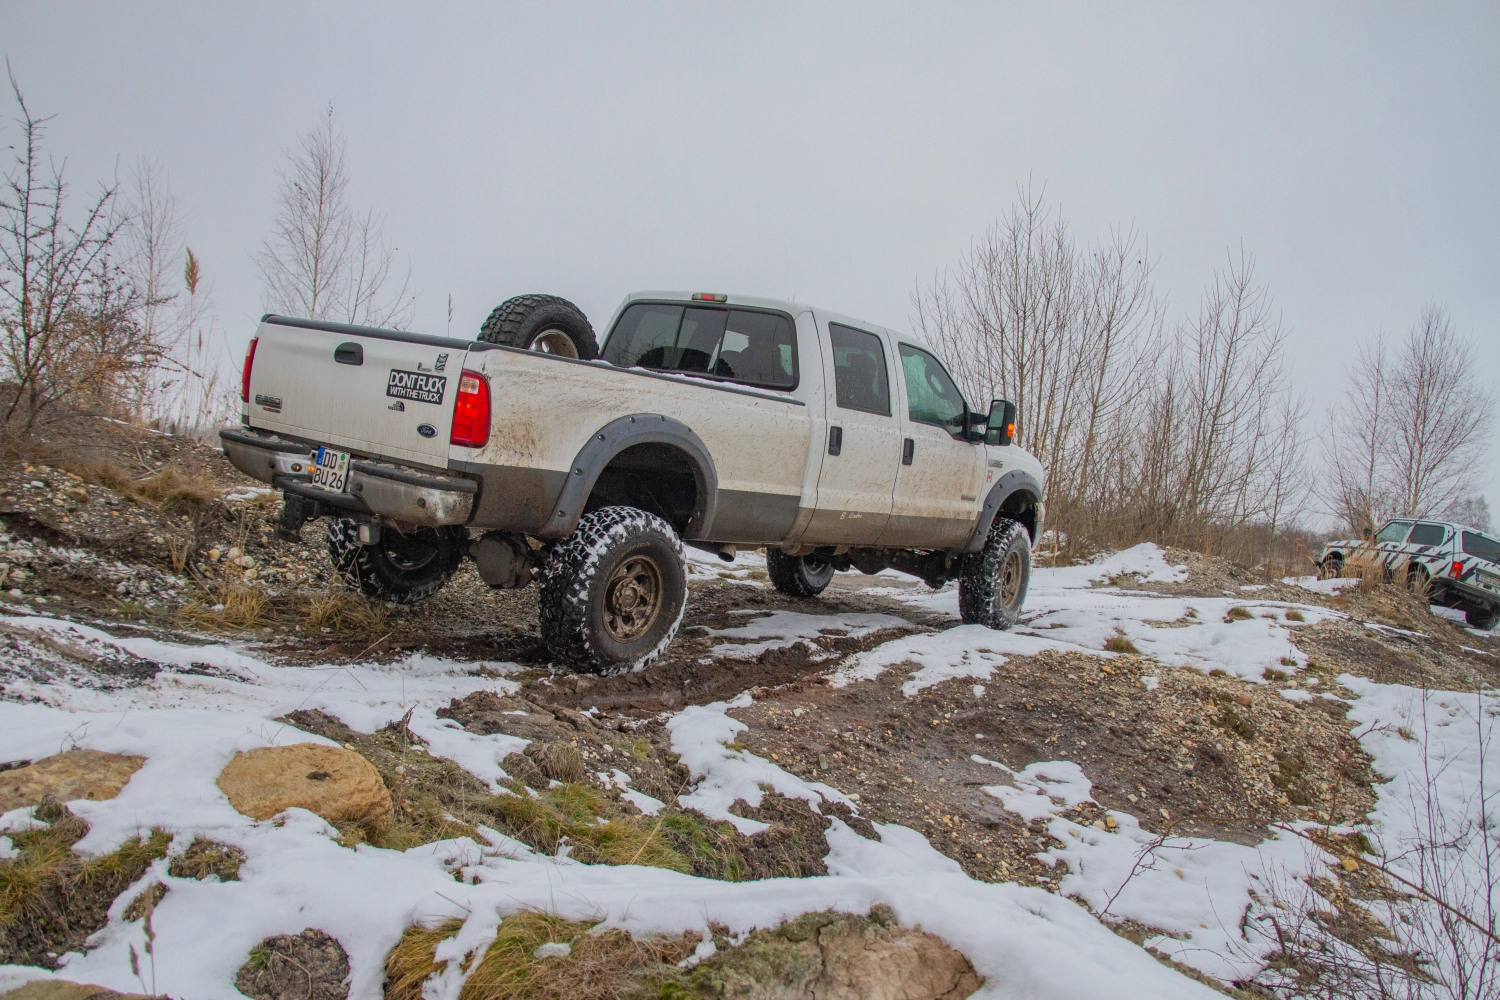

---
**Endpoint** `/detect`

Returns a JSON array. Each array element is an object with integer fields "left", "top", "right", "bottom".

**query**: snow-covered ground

[{"left": 1, "top": 543, "right": 1494, "bottom": 998}]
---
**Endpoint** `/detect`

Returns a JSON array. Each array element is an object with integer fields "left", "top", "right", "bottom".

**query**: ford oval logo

[{"left": 417, "top": 423, "right": 437, "bottom": 438}]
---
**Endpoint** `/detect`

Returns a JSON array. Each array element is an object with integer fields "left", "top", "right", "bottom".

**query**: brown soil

[
  {"left": 235, "top": 928, "right": 351, "bottom": 1000},
  {"left": 0, "top": 797, "right": 170, "bottom": 968}
]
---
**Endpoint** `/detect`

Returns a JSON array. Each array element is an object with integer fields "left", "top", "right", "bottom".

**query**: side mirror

[
  {"left": 963, "top": 407, "right": 988, "bottom": 443},
  {"left": 1362, "top": 527, "right": 1373, "bottom": 540},
  {"left": 986, "top": 399, "right": 1017, "bottom": 446}
]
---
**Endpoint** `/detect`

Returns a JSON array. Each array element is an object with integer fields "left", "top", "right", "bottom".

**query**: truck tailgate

[{"left": 245, "top": 318, "right": 471, "bottom": 469}]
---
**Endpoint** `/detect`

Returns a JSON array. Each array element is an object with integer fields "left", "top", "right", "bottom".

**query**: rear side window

[
  {"left": 1463, "top": 531, "right": 1500, "bottom": 563},
  {"left": 603, "top": 303, "right": 796, "bottom": 389},
  {"left": 899, "top": 344, "right": 968, "bottom": 435},
  {"left": 829, "top": 324, "right": 891, "bottom": 416},
  {"left": 1375, "top": 521, "right": 1412, "bottom": 544},
  {"left": 1408, "top": 522, "right": 1447, "bottom": 546}
]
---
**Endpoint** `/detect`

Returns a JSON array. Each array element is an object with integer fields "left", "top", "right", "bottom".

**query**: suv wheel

[
  {"left": 959, "top": 518, "right": 1030, "bottom": 629},
  {"left": 766, "top": 550, "right": 835, "bottom": 598},
  {"left": 479, "top": 294, "right": 599, "bottom": 360},
  {"left": 1467, "top": 604, "right": 1500, "bottom": 631},
  {"left": 1319, "top": 555, "right": 1344, "bottom": 580},
  {"left": 1406, "top": 563, "right": 1431, "bottom": 596},
  {"left": 538, "top": 506, "right": 687, "bottom": 673},
  {"left": 326, "top": 519, "right": 466, "bottom": 604}
]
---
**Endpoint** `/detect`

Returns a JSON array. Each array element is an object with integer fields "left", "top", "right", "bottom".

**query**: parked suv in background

[{"left": 1318, "top": 518, "right": 1500, "bottom": 630}]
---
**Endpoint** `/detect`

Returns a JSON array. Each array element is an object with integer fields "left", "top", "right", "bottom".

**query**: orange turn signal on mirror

[{"left": 450, "top": 371, "right": 491, "bottom": 448}]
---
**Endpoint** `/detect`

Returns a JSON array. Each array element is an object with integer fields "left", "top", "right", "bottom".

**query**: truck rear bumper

[{"left": 220, "top": 428, "right": 476, "bottom": 528}]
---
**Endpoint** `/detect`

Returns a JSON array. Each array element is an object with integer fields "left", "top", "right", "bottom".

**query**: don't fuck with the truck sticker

[{"left": 386, "top": 369, "right": 447, "bottom": 404}]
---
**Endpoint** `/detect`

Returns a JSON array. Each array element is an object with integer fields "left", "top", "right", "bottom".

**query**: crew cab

[
  {"left": 221, "top": 292, "right": 1046, "bottom": 671},
  {"left": 1318, "top": 518, "right": 1500, "bottom": 630}
]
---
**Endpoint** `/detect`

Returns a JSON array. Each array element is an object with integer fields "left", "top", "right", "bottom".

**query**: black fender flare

[
  {"left": 964, "top": 470, "right": 1043, "bottom": 552},
  {"left": 544, "top": 413, "right": 718, "bottom": 540}
]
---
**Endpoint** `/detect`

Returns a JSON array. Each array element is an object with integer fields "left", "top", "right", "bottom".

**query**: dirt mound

[
  {"left": 0, "top": 982, "right": 162, "bottom": 1000},
  {"left": 216, "top": 744, "right": 392, "bottom": 831},
  {"left": 235, "top": 929, "right": 349, "bottom": 1000},
  {"left": 0, "top": 750, "right": 144, "bottom": 812}
]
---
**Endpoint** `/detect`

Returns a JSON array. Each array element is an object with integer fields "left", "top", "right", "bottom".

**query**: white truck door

[
  {"left": 803, "top": 320, "right": 902, "bottom": 544},
  {"left": 880, "top": 342, "right": 983, "bottom": 549}
]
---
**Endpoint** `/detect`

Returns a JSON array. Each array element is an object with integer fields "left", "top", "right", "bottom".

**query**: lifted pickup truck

[{"left": 221, "top": 292, "right": 1046, "bottom": 672}]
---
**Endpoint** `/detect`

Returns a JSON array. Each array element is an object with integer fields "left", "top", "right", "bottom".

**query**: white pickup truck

[{"left": 221, "top": 292, "right": 1046, "bottom": 672}]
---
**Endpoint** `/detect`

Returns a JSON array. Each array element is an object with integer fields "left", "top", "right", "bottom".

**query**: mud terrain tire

[
  {"left": 1467, "top": 604, "right": 1500, "bottom": 631},
  {"left": 766, "top": 550, "right": 835, "bottom": 597},
  {"left": 479, "top": 294, "right": 599, "bottom": 360},
  {"left": 1319, "top": 554, "right": 1344, "bottom": 580},
  {"left": 326, "top": 519, "right": 465, "bottom": 604},
  {"left": 539, "top": 506, "right": 687, "bottom": 673},
  {"left": 958, "top": 518, "right": 1030, "bottom": 629}
]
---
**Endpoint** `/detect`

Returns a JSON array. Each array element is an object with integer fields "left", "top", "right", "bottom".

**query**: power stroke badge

[{"left": 386, "top": 369, "right": 447, "bottom": 405}]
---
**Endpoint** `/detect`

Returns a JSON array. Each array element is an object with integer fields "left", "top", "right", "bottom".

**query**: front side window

[
  {"left": 1462, "top": 531, "right": 1500, "bottom": 564},
  {"left": 1374, "top": 521, "right": 1413, "bottom": 544},
  {"left": 603, "top": 303, "right": 797, "bottom": 389},
  {"left": 899, "top": 344, "right": 967, "bottom": 436},
  {"left": 828, "top": 323, "right": 891, "bottom": 416},
  {"left": 1407, "top": 522, "right": 1447, "bottom": 546}
]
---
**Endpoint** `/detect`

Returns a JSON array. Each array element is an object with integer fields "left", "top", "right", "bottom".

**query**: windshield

[{"left": 1462, "top": 531, "right": 1500, "bottom": 564}]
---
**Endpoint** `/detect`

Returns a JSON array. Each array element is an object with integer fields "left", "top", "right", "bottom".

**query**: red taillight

[
  {"left": 450, "top": 370, "right": 491, "bottom": 448},
  {"left": 691, "top": 292, "right": 728, "bottom": 303},
  {"left": 241, "top": 337, "right": 258, "bottom": 402},
  {"left": 1454, "top": 561, "right": 1466, "bottom": 578}
]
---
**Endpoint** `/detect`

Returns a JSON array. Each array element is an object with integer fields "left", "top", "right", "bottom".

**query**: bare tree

[
  {"left": 1390, "top": 305, "right": 1493, "bottom": 519},
  {"left": 1323, "top": 306, "right": 1494, "bottom": 529},
  {"left": 0, "top": 67, "right": 163, "bottom": 433},
  {"left": 1443, "top": 495, "right": 1492, "bottom": 533},
  {"left": 257, "top": 107, "right": 415, "bottom": 329}
]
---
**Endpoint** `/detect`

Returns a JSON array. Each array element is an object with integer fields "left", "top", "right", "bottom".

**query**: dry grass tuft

[
  {"left": 1103, "top": 631, "right": 1140, "bottom": 654},
  {"left": 1225, "top": 606, "right": 1254, "bottom": 622},
  {"left": 168, "top": 838, "right": 245, "bottom": 882},
  {"left": 303, "top": 590, "right": 391, "bottom": 636},
  {"left": 385, "top": 912, "right": 697, "bottom": 1000}
]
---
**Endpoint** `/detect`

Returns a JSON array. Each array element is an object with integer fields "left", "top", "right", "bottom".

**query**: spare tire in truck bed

[{"left": 478, "top": 294, "right": 599, "bottom": 360}]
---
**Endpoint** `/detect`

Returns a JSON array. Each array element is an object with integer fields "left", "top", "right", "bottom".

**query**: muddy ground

[{"left": 3, "top": 413, "right": 1500, "bottom": 984}]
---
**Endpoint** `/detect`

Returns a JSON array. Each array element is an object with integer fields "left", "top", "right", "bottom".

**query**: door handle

[
  {"left": 828, "top": 426, "right": 843, "bottom": 456},
  {"left": 902, "top": 438, "right": 914, "bottom": 465}
]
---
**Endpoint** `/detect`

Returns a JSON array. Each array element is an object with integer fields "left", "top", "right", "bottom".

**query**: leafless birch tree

[{"left": 257, "top": 107, "right": 415, "bottom": 329}]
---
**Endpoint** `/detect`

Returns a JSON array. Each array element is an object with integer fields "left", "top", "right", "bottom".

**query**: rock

[
  {"left": 1340, "top": 857, "right": 1359, "bottom": 872},
  {"left": 1235, "top": 693, "right": 1252, "bottom": 707},
  {"left": 0, "top": 749, "right": 145, "bottom": 813},
  {"left": 217, "top": 744, "right": 392, "bottom": 830},
  {"left": 695, "top": 907, "right": 980, "bottom": 1000},
  {"left": 0, "top": 981, "right": 161, "bottom": 1000},
  {"left": 64, "top": 488, "right": 88, "bottom": 504}
]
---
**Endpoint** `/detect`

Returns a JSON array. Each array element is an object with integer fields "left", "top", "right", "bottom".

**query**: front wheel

[
  {"left": 766, "top": 550, "right": 834, "bottom": 598},
  {"left": 326, "top": 520, "right": 466, "bottom": 604},
  {"left": 958, "top": 518, "right": 1030, "bottom": 629},
  {"left": 538, "top": 506, "right": 687, "bottom": 673},
  {"left": 1467, "top": 604, "right": 1500, "bottom": 632},
  {"left": 1319, "top": 555, "right": 1344, "bottom": 580}
]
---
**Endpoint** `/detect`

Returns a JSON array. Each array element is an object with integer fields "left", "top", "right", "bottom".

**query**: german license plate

[{"left": 312, "top": 447, "right": 350, "bottom": 493}]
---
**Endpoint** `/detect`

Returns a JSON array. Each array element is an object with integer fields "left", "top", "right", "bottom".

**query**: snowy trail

[
  {"left": 1, "top": 544, "right": 1492, "bottom": 997},
  {"left": 0, "top": 621, "right": 1218, "bottom": 1000}
]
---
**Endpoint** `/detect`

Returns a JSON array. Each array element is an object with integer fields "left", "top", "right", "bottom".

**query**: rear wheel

[
  {"left": 538, "top": 506, "right": 687, "bottom": 673},
  {"left": 766, "top": 550, "right": 834, "bottom": 598},
  {"left": 1467, "top": 604, "right": 1500, "bottom": 631},
  {"left": 959, "top": 518, "right": 1030, "bottom": 629},
  {"left": 326, "top": 519, "right": 466, "bottom": 603},
  {"left": 479, "top": 294, "right": 599, "bottom": 360}
]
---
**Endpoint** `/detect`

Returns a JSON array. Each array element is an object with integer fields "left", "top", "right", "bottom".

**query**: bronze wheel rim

[
  {"left": 604, "top": 554, "right": 663, "bottom": 643},
  {"left": 999, "top": 550, "right": 1023, "bottom": 607},
  {"left": 530, "top": 328, "right": 580, "bottom": 358}
]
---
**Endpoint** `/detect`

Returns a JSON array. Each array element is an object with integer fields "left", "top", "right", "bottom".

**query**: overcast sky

[{"left": 7, "top": 2, "right": 1498, "bottom": 516}]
